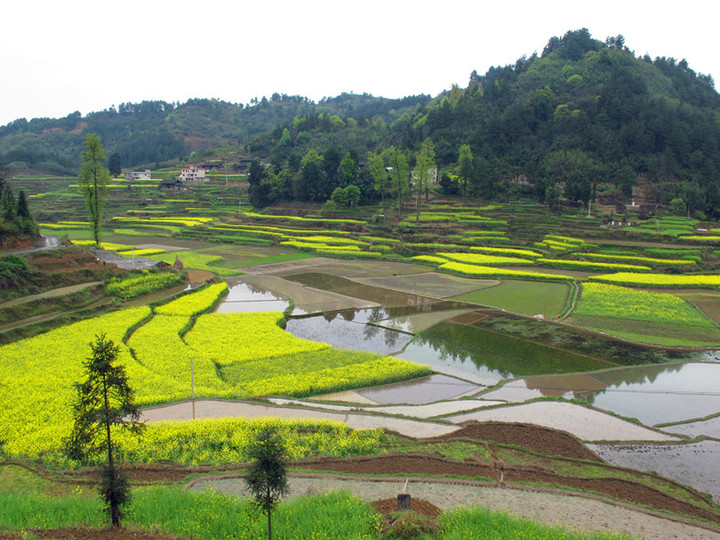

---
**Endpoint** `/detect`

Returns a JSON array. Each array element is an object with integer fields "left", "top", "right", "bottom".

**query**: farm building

[
  {"left": 179, "top": 166, "right": 208, "bottom": 182},
  {"left": 124, "top": 169, "right": 152, "bottom": 181},
  {"left": 158, "top": 178, "right": 188, "bottom": 191}
]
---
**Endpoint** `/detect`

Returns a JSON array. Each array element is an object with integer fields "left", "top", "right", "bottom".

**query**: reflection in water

[
  {"left": 285, "top": 273, "right": 468, "bottom": 312},
  {"left": 573, "top": 362, "right": 720, "bottom": 425},
  {"left": 398, "top": 321, "right": 615, "bottom": 381},
  {"left": 217, "top": 280, "right": 290, "bottom": 313},
  {"left": 494, "top": 363, "right": 720, "bottom": 426},
  {"left": 285, "top": 311, "right": 413, "bottom": 355},
  {"left": 480, "top": 314, "right": 704, "bottom": 366},
  {"left": 357, "top": 374, "right": 480, "bottom": 405}
]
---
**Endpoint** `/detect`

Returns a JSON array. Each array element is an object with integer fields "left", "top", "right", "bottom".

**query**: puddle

[
  {"left": 575, "top": 363, "right": 720, "bottom": 426},
  {"left": 284, "top": 310, "right": 413, "bottom": 355},
  {"left": 588, "top": 440, "right": 720, "bottom": 502},
  {"left": 355, "top": 374, "right": 480, "bottom": 405},
  {"left": 397, "top": 321, "right": 616, "bottom": 382}
]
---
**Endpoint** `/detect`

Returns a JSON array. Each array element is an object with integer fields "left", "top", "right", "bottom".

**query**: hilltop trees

[{"left": 77, "top": 134, "right": 111, "bottom": 244}]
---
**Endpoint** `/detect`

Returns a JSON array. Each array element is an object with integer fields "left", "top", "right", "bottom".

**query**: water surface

[
  {"left": 575, "top": 362, "right": 720, "bottom": 425},
  {"left": 285, "top": 310, "right": 413, "bottom": 355},
  {"left": 398, "top": 321, "right": 616, "bottom": 381},
  {"left": 216, "top": 280, "right": 289, "bottom": 313}
]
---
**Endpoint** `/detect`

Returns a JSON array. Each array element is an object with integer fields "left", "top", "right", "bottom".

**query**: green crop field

[
  {"left": 0, "top": 284, "right": 428, "bottom": 463},
  {"left": 571, "top": 283, "right": 720, "bottom": 346},
  {"left": 451, "top": 280, "right": 570, "bottom": 317}
]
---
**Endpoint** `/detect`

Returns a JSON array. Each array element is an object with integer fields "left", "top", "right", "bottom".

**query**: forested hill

[
  {"left": 3, "top": 29, "right": 720, "bottom": 218},
  {"left": 0, "top": 93, "right": 430, "bottom": 174},
  {"left": 248, "top": 29, "right": 720, "bottom": 218}
]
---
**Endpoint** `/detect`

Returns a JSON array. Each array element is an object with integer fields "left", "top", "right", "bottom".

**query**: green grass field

[
  {"left": 450, "top": 280, "right": 570, "bottom": 317},
  {"left": 0, "top": 479, "right": 634, "bottom": 540}
]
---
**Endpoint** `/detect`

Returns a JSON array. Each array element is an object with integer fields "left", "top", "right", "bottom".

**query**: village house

[
  {"left": 179, "top": 166, "right": 208, "bottom": 182},
  {"left": 124, "top": 169, "right": 152, "bottom": 182},
  {"left": 158, "top": 178, "right": 188, "bottom": 191}
]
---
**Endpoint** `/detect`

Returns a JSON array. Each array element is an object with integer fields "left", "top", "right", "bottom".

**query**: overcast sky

[{"left": 1, "top": 0, "right": 717, "bottom": 127}]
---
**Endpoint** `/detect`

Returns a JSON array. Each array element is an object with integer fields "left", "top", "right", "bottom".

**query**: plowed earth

[
  {"left": 372, "top": 497, "right": 442, "bottom": 518},
  {"left": 439, "top": 422, "right": 603, "bottom": 462}
]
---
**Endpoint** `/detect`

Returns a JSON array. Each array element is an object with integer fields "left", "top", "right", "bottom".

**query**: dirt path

[
  {"left": 0, "top": 282, "right": 102, "bottom": 308},
  {"left": 190, "top": 475, "right": 720, "bottom": 540},
  {"left": 140, "top": 399, "right": 460, "bottom": 438}
]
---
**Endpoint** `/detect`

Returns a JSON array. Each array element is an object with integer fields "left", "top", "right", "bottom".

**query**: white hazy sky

[{"left": 1, "top": 0, "right": 717, "bottom": 127}]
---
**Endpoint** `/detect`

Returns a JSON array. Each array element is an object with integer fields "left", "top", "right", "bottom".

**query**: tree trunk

[{"left": 103, "top": 374, "right": 119, "bottom": 528}]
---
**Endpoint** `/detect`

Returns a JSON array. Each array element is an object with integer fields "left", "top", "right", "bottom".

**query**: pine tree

[
  {"left": 66, "top": 334, "right": 144, "bottom": 528},
  {"left": 244, "top": 428, "right": 289, "bottom": 540}
]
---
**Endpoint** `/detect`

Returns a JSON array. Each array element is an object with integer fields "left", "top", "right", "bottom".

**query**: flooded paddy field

[
  {"left": 589, "top": 440, "right": 720, "bottom": 502},
  {"left": 350, "top": 373, "right": 480, "bottom": 405},
  {"left": 215, "top": 278, "right": 289, "bottom": 313},
  {"left": 211, "top": 263, "right": 720, "bottom": 502},
  {"left": 284, "top": 309, "right": 415, "bottom": 355},
  {"left": 482, "top": 363, "right": 720, "bottom": 429},
  {"left": 356, "top": 272, "right": 500, "bottom": 298},
  {"left": 398, "top": 320, "right": 617, "bottom": 380},
  {"left": 663, "top": 415, "right": 720, "bottom": 439}
]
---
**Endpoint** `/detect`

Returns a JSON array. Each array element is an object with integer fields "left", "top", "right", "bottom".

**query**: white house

[
  {"left": 124, "top": 169, "right": 152, "bottom": 181},
  {"left": 179, "top": 166, "right": 208, "bottom": 182}
]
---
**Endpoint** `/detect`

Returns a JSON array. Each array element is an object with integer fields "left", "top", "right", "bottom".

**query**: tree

[
  {"left": 15, "top": 190, "right": 39, "bottom": 237},
  {"left": 331, "top": 184, "right": 361, "bottom": 207},
  {"left": 367, "top": 151, "right": 388, "bottom": 209},
  {"left": 298, "top": 149, "right": 324, "bottom": 201},
  {"left": 413, "top": 138, "right": 436, "bottom": 223},
  {"left": 78, "top": 134, "right": 111, "bottom": 245},
  {"left": 244, "top": 427, "right": 289, "bottom": 540},
  {"left": 458, "top": 144, "right": 474, "bottom": 202},
  {"left": 385, "top": 146, "right": 410, "bottom": 217},
  {"left": 66, "top": 334, "right": 144, "bottom": 528},
  {"left": 339, "top": 151, "right": 359, "bottom": 187},
  {"left": 545, "top": 182, "right": 562, "bottom": 214},
  {"left": 415, "top": 138, "right": 436, "bottom": 202},
  {"left": 1, "top": 185, "right": 16, "bottom": 222},
  {"left": 108, "top": 152, "right": 122, "bottom": 178}
]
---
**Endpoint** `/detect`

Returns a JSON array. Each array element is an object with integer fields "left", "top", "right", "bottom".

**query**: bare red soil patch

[
  {"left": 373, "top": 497, "right": 442, "bottom": 518},
  {"left": 441, "top": 421, "right": 603, "bottom": 462}
]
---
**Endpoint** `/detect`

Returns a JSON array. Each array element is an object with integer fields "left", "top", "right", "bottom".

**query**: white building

[
  {"left": 124, "top": 169, "right": 152, "bottom": 181},
  {"left": 179, "top": 166, "right": 208, "bottom": 182}
]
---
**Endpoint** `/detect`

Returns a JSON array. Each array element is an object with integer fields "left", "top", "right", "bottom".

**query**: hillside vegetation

[{"left": 3, "top": 29, "right": 720, "bottom": 219}]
